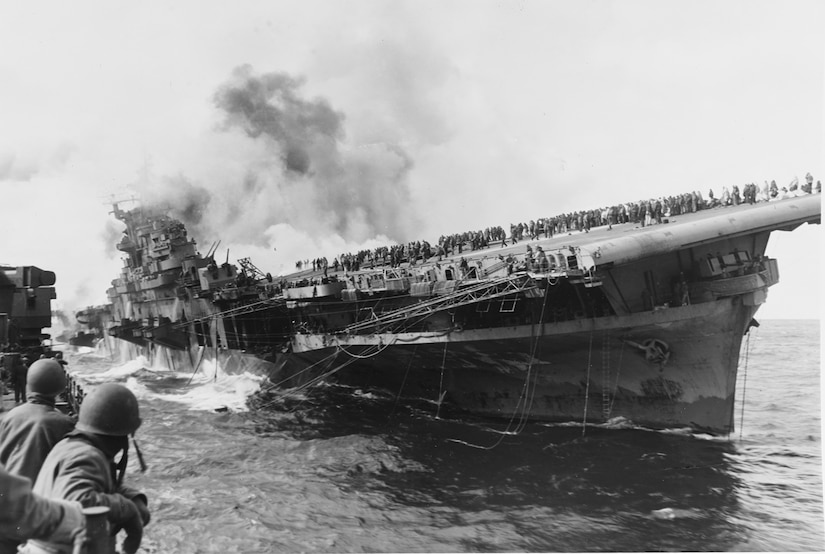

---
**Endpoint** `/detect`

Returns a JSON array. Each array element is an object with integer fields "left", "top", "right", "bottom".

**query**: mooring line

[
  {"left": 436, "top": 342, "right": 448, "bottom": 419},
  {"left": 448, "top": 284, "right": 549, "bottom": 449},
  {"left": 582, "top": 329, "right": 594, "bottom": 437},
  {"left": 738, "top": 327, "right": 755, "bottom": 441}
]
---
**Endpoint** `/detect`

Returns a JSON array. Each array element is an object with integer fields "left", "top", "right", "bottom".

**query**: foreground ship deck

[{"left": 95, "top": 194, "right": 821, "bottom": 435}]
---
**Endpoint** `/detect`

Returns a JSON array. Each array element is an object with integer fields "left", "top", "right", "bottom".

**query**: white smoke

[{"left": 128, "top": 65, "right": 419, "bottom": 274}]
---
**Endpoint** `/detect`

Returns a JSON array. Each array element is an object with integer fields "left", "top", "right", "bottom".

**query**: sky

[{"left": 0, "top": 0, "right": 822, "bottom": 320}]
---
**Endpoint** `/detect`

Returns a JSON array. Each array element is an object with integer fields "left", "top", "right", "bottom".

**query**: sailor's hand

[
  {"left": 132, "top": 497, "right": 151, "bottom": 526},
  {"left": 120, "top": 514, "right": 144, "bottom": 554},
  {"left": 49, "top": 499, "right": 86, "bottom": 545}
]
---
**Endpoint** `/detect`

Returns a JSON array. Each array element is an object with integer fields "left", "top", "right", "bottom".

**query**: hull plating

[{"left": 282, "top": 298, "right": 755, "bottom": 434}]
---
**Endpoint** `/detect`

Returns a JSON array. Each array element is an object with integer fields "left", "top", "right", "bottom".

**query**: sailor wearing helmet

[
  {"left": 0, "top": 359, "right": 76, "bottom": 553},
  {"left": 0, "top": 359, "right": 75, "bottom": 483},
  {"left": 25, "top": 383, "right": 150, "bottom": 554}
]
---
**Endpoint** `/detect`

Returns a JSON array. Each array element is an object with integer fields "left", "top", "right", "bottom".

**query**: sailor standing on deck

[
  {"left": 801, "top": 173, "right": 814, "bottom": 194},
  {"left": 12, "top": 356, "right": 30, "bottom": 404},
  {"left": 535, "top": 246, "right": 549, "bottom": 272},
  {"left": 24, "top": 383, "right": 150, "bottom": 554}
]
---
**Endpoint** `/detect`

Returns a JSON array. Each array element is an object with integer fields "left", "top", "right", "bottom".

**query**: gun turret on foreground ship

[
  {"left": 84, "top": 193, "right": 821, "bottom": 435},
  {"left": 1, "top": 264, "right": 63, "bottom": 410}
]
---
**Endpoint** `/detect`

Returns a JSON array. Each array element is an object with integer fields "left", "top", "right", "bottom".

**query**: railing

[{"left": 62, "top": 369, "right": 86, "bottom": 416}]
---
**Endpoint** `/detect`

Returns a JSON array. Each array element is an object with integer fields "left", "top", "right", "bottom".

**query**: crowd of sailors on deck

[{"left": 296, "top": 173, "right": 820, "bottom": 272}]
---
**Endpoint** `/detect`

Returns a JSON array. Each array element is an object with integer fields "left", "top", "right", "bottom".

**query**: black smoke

[
  {"left": 214, "top": 67, "right": 345, "bottom": 176},
  {"left": 126, "top": 65, "right": 418, "bottom": 260},
  {"left": 211, "top": 65, "right": 417, "bottom": 243}
]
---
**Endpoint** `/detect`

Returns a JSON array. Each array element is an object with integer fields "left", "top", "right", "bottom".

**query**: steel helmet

[
  {"left": 76, "top": 383, "right": 142, "bottom": 436},
  {"left": 26, "top": 359, "right": 66, "bottom": 396}
]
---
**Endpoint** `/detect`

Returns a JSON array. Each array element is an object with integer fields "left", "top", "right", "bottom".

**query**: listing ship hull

[
  {"left": 91, "top": 194, "right": 821, "bottom": 435},
  {"left": 282, "top": 297, "right": 753, "bottom": 433}
]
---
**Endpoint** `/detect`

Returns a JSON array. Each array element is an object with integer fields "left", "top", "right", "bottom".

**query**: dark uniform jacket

[
  {"left": 30, "top": 432, "right": 146, "bottom": 553},
  {"left": 0, "top": 396, "right": 75, "bottom": 483},
  {"left": 0, "top": 464, "right": 82, "bottom": 554}
]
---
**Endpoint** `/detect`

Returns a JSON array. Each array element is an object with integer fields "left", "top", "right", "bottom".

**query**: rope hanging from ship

[
  {"left": 738, "top": 324, "right": 757, "bottom": 441},
  {"left": 582, "top": 328, "right": 594, "bottom": 437},
  {"left": 435, "top": 342, "right": 448, "bottom": 419},
  {"left": 509, "top": 285, "right": 550, "bottom": 435},
  {"left": 265, "top": 338, "right": 400, "bottom": 398},
  {"left": 253, "top": 345, "right": 382, "bottom": 410},
  {"left": 390, "top": 345, "right": 418, "bottom": 417},
  {"left": 256, "top": 349, "right": 341, "bottom": 395},
  {"left": 284, "top": 353, "right": 363, "bottom": 397},
  {"left": 446, "top": 284, "right": 549, "bottom": 449}
]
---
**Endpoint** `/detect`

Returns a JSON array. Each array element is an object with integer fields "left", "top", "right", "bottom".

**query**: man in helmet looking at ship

[
  {"left": 0, "top": 359, "right": 75, "bottom": 483},
  {"left": 24, "top": 383, "right": 150, "bottom": 554},
  {"left": 0, "top": 358, "right": 77, "bottom": 554}
]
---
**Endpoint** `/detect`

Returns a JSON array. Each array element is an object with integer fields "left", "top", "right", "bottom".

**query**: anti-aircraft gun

[
  {"left": 0, "top": 265, "right": 56, "bottom": 353},
  {"left": 1, "top": 265, "right": 58, "bottom": 401}
]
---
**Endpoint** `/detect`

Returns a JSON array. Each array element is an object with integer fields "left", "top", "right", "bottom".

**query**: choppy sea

[{"left": 57, "top": 319, "right": 822, "bottom": 552}]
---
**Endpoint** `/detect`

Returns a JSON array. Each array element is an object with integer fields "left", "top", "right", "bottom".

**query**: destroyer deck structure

[
  {"left": 94, "top": 194, "right": 821, "bottom": 434},
  {"left": 1, "top": 264, "right": 59, "bottom": 391},
  {"left": 1, "top": 265, "right": 56, "bottom": 351}
]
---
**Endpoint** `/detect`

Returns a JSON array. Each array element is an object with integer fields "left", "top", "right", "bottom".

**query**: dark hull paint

[{"left": 279, "top": 297, "right": 755, "bottom": 434}]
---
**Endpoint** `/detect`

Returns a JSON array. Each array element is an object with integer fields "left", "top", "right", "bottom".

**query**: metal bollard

[{"left": 75, "top": 506, "right": 111, "bottom": 554}]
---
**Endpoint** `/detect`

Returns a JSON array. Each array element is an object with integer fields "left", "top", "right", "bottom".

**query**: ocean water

[{"left": 58, "top": 319, "right": 821, "bottom": 552}]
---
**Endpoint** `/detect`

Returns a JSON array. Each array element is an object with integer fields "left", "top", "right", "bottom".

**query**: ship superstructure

[{"left": 104, "top": 202, "right": 291, "bottom": 360}]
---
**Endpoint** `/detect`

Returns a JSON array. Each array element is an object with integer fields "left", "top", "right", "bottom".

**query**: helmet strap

[
  {"left": 131, "top": 434, "right": 148, "bottom": 473},
  {"left": 114, "top": 438, "right": 130, "bottom": 487}
]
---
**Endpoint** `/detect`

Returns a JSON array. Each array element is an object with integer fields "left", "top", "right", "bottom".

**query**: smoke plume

[
  {"left": 214, "top": 68, "right": 345, "bottom": 176},
  {"left": 211, "top": 65, "right": 416, "bottom": 242},
  {"left": 128, "top": 65, "right": 417, "bottom": 273}
]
